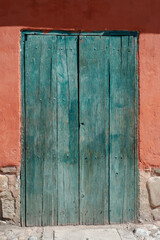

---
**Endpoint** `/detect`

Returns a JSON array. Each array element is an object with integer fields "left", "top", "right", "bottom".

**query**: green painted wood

[
  {"left": 22, "top": 32, "right": 139, "bottom": 226},
  {"left": 25, "top": 35, "right": 59, "bottom": 226},
  {"left": 25, "top": 36, "right": 43, "bottom": 226},
  {"left": 48, "top": 37, "right": 59, "bottom": 226},
  {"left": 109, "top": 36, "right": 138, "bottom": 223},
  {"left": 22, "top": 31, "right": 139, "bottom": 37},
  {"left": 24, "top": 35, "right": 79, "bottom": 226},
  {"left": 79, "top": 36, "right": 110, "bottom": 224},
  {"left": 39, "top": 36, "right": 58, "bottom": 226},
  {"left": 56, "top": 36, "right": 79, "bottom": 225}
]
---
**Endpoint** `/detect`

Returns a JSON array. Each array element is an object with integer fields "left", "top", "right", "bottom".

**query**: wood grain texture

[
  {"left": 39, "top": 36, "right": 57, "bottom": 226},
  {"left": 79, "top": 36, "right": 110, "bottom": 224},
  {"left": 24, "top": 35, "right": 79, "bottom": 226},
  {"left": 109, "top": 36, "right": 138, "bottom": 223},
  {"left": 25, "top": 35, "right": 43, "bottom": 226},
  {"left": 22, "top": 32, "right": 138, "bottom": 226},
  {"left": 56, "top": 36, "right": 79, "bottom": 225}
]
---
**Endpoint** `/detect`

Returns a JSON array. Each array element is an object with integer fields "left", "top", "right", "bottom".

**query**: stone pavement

[{"left": 1, "top": 222, "right": 160, "bottom": 240}]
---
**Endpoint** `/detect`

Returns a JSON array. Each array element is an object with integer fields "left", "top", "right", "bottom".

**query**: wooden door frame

[{"left": 20, "top": 30, "right": 139, "bottom": 226}]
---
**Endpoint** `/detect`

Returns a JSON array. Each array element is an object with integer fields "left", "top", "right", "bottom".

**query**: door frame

[{"left": 20, "top": 30, "right": 139, "bottom": 226}]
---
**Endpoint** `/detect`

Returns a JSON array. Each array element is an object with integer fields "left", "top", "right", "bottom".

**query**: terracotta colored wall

[
  {"left": 139, "top": 34, "right": 160, "bottom": 169},
  {"left": 0, "top": 0, "right": 160, "bottom": 168},
  {"left": 0, "top": 27, "right": 21, "bottom": 167}
]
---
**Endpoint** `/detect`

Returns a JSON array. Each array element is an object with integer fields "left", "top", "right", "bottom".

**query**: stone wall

[
  {"left": 0, "top": 167, "right": 20, "bottom": 225},
  {"left": 139, "top": 169, "right": 160, "bottom": 222},
  {"left": 0, "top": 167, "right": 159, "bottom": 225}
]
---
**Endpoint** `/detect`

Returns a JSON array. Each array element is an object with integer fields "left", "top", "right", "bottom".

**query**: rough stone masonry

[
  {"left": 0, "top": 167, "right": 20, "bottom": 225},
  {"left": 0, "top": 167, "right": 160, "bottom": 225},
  {"left": 140, "top": 169, "right": 160, "bottom": 222}
]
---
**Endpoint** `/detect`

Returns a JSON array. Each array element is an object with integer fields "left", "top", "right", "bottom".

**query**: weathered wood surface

[
  {"left": 56, "top": 36, "right": 79, "bottom": 225},
  {"left": 25, "top": 35, "right": 79, "bottom": 226},
  {"left": 23, "top": 33, "right": 138, "bottom": 226},
  {"left": 25, "top": 36, "right": 43, "bottom": 226},
  {"left": 109, "top": 36, "right": 138, "bottom": 223},
  {"left": 79, "top": 36, "right": 110, "bottom": 224}
]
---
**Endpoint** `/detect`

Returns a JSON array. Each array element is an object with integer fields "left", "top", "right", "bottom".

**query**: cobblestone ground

[{"left": 1, "top": 222, "right": 160, "bottom": 240}]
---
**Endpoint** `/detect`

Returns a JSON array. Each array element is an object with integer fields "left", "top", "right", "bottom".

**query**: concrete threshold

[{"left": 42, "top": 225, "right": 136, "bottom": 240}]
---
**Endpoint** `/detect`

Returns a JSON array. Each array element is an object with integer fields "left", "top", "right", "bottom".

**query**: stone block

[
  {"left": 8, "top": 175, "right": 17, "bottom": 186},
  {"left": 14, "top": 193, "right": 20, "bottom": 224},
  {"left": 10, "top": 186, "right": 19, "bottom": 199},
  {"left": 0, "top": 167, "right": 17, "bottom": 174},
  {"left": 1, "top": 198, "right": 15, "bottom": 219},
  {"left": 19, "top": 237, "right": 27, "bottom": 240},
  {"left": 28, "top": 236, "right": 38, "bottom": 240},
  {"left": 16, "top": 166, "right": 21, "bottom": 175},
  {"left": 139, "top": 170, "right": 152, "bottom": 222},
  {"left": 0, "top": 190, "right": 13, "bottom": 200},
  {"left": 0, "top": 236, "right": 7, "bottom": 240},
  {"left": 151, "top": 207, "right": 160, "bottom": 221},
  {"left": 42, "top": 227, "right": 54, "bottom": 240},
  {"left": 0, "top": 220, "right": 6, "bottom": 225},
  {"left": 153, "top": 168, "right": 160, "bottom": 176},
  {"left": 133, "top": 228, "right": 150, "bottom": 238},
  {"left": 8, "top": 175, "right": 20, "bottom": 198},
  {"left": 147, "top": 177, "right": 160, "bottom": 208},
  {"left": 0, "top": 175, "right": 8, "bottom": 192}
]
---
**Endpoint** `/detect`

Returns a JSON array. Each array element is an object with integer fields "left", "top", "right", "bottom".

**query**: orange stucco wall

[
  {"left": 0, "top": 27, "right": 21, "bottom": 167},
  {"left": 139, "top": 34, "right": 160, "bottom": 169},
  {"left": 0, "top": 0, "right": 160, "bottom": 168}
]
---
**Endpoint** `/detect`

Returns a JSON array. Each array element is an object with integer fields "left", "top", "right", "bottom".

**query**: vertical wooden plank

[
  {"left": 24, "top": 35, "right": 79, "bottom": 226},
  {"left": 25, "top": 35, "right": 59, "bottom": 226},
  {"left": 105, "top": 37, "right": 111, "bottom": 224},
  {"left": 79, "top": 36, "right": 109, "bottom": 224},
  {"left": 25, "top": 35, "right": 43, "bottom": 226},
  {"left": 48, "top": 36, "right": 59, "bottom": 226},
  {"left": 124, "top": 36, "right": 137, "bottom": 222},
  {"left": 109, "top": 36, "right": 137, "bottom": 223},
  {"left": 57, "top": 36, "right": 79, "bottom": 225},
  {"left": 40, "top": 36, "right": 58, "bottom": 226}
]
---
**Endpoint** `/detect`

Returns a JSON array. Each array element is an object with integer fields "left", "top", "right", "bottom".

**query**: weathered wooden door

[{"left": 21, "top": 32, "right": 138, "bottom": 226}]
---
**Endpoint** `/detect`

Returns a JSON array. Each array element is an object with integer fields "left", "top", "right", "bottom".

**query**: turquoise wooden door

[{"left": 21, "top": 33, "right": 138, "bottom": 226}]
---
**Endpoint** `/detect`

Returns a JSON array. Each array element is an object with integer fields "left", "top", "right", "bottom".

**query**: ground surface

[{"left": 0, "top": 222, "right": 160, "bottom": 240}]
